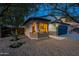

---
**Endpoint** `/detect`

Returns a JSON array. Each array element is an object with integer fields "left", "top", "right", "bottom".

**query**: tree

[
  {"left": 0, "top": 3, "right": 40, "bottom": 41},
  {"left": 49, "top": 3, "right": 79, "bottom": 23},
  {"left": 1, "top": 3, "right": 79, "bottom": 38}
]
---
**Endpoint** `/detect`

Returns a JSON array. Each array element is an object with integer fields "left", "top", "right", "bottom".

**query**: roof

[
  {"left": 23, "top": 17, "right": 51, "bottom": 25},
  {"left": 64, "top": 22, "right": 79, "bottom": 28}
]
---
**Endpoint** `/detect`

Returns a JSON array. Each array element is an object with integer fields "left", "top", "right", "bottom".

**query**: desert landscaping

[
  {"left": 0, "top": 3, "right": 79, "bottom": 56},
  {"left": 0, "top": 35, "right": 79, "bottom": 56}
]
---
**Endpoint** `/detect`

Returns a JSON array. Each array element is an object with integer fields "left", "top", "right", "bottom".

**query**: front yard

[{"left": 0, "top": 36, "right": 79, "bottom": 56}]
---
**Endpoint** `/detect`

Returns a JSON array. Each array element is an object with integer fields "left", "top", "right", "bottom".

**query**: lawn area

[{"left": 0, "top": 36, "right": 79, "bottom": 56}]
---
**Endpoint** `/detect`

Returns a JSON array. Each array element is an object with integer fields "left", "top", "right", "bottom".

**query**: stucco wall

[
  {"left": 24, "top": 21, "right": 32, "bottom": 38},
  {"left": 49, "top": 23, "right": 59, "bottom": 36},
  {"left": 24, "top": 20, "right": 38, "bottom": 39},
  {"left": 24, "top": 20, "right": 50, "bottom": 40}
]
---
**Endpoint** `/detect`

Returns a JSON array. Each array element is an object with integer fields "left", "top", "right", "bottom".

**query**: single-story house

[
  {"left": 23, "top": 16, "right": 79, "bottom": 40},
  {"left": 24, "top": 17, "right": 50, "bottom": 40},
  {"left": 23, "top": 17, "right": 73, "bottom": 40}
]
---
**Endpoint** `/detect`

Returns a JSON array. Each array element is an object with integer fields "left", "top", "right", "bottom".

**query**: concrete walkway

[{"left": 49, "top": 35, "right": 66, "bottom": 40}]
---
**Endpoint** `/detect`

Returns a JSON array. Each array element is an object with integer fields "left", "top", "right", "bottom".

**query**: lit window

[
  {"left": 53, "top": 23, "right": 59, "bottom": 29},
  {"left": 32, "top": 23, "right": 36, "bottom": 33},
  {"left": 39, "top": 23, "right": 48, "bottom": 32}
]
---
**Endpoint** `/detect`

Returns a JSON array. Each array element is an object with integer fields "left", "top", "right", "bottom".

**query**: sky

[
  {"left": 24, "top": 3, "right": 79, "bottom": 22},
  {"left": 24, "top": 4, "right": 53, "bottom": 20}
]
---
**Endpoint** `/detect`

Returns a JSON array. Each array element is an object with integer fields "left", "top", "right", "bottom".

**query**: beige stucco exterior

[
  {"left": 24, "top": 20, "right": 49, "bottom": 40},
  {"left": 49, "top": 23, "right": 60, "bottom": 36}
]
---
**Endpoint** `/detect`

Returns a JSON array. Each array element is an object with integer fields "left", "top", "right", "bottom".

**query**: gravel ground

[{"left": 0, "top": 36, "right": 79, "bottom": 56}]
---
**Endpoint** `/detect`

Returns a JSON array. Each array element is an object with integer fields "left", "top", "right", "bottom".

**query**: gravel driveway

[{"left": 0, "top": 36, "right": 79, "bottom": 56}]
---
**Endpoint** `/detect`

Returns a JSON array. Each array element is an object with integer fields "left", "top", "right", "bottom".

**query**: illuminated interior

[
  {"left": 53, "top": 23, "right": 59, "bottom": 29},
  {"left": 32, "top": 23, "right": 36, "bottom": 33},
  {"left": 39, "top": 23, "right": 48, "bottom": 32}
]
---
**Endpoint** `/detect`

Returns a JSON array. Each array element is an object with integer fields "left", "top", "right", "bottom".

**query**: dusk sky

[{"left": 24, "top": 3, "right": 79, "bottom": 21}]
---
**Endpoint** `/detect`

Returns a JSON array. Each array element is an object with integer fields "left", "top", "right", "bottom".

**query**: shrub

[{"left": 9, "top": 41, "right": 25, "bottom": 48}]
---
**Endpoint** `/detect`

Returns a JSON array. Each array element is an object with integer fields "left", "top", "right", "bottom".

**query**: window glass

[
  {"left": 32, "top": 23, "right": 36, "bottom": 33},
  {"left": 39, "top": 23, "right": 48, "bottom": 32}
]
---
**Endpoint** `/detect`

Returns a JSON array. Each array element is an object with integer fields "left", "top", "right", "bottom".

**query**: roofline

[{"left": 23, "top": 17, "right": 51, "bottom": 25}]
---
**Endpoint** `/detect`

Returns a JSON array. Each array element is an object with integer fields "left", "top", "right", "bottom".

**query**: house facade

[
  {"left": 24, "top": 17, "right": 73, "bottom": 40},
  {"left": 49, "top": 22, "right": 69, "bottom": 36},
  {"left": 24, "top": 17, "right": 50, "bottom": 40}
]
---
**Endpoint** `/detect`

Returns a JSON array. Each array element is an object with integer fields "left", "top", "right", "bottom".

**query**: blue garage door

[{"left": 58, "top": 24, "right": 68, "bottom": 35}]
